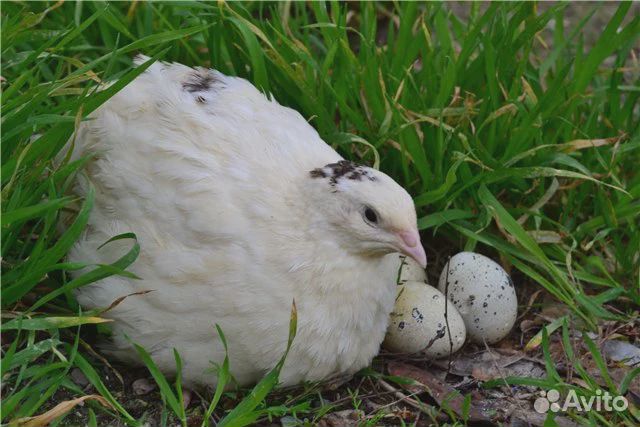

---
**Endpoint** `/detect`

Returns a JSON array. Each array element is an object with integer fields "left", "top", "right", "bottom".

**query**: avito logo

[{"left": 534, "top": 389, "right": 628, "bottom": 413}]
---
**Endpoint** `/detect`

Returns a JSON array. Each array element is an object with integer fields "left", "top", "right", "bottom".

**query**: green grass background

[{"left": 1, "top": 1, "right": 639, "bottom": 425}]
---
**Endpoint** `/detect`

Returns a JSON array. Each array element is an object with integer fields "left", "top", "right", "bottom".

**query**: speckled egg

[
  {"left": 437, "top": 252, "right": 517, "bottom": 344},
  {"left": 397, "top": 254, "right": 427, "bottom": 284},
  {"left": 383, "top": 281, "right": 466, "bottom": 358}
]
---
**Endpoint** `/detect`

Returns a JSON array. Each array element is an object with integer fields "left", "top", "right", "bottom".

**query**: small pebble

[
  {"left": 132, "top": 378, "right": 156, "bottom": 395},
  {"left": 70, "top": 368, "right": 89, "bottom": 387}
]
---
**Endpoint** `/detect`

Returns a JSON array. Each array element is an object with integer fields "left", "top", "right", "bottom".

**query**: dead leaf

[
  {"left": 10, "top": 395, "right": 113, "bottom": 427},
  {"left": 561, "top": 135, "right": 624, "bottom": 153},
  {"left": 484, "top": 103, "right": 518, "bottom": 125},
  {"left": 387, "top": 361, "right": 493, "bottom": 422},
  {"left": 318, "top": 409, "right": 364, "bottom": 427},
  {"left": 98, "top": 290, "right": 154, "bottom": 315},
  {"left": 527, "top": 230, "right": 563, "bottom": 244},
  {"left": 472, "top": 358, "right": 545, "bottom": 384},
  {"left": 520, "top": 77, "right": 539, "bottom": 105},
  {"left": 611, "top": 368, "right": 640, "bottom": 396},
  {"left": 324, "top": 373, "right": 354, "bottom": 391},
  {"left": 510, "top": 408, "right": 582, "bottom": 427},
  {"left": 434, "top": 351, "right": 546, "bottom": 384},
  {"left": 578, "top": 352, "right": 640, "bottom": 396}
]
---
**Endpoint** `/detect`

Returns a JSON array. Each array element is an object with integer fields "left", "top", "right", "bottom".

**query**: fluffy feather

[{"left": 68, "top": 57, "right": 425, "bottom": 387}]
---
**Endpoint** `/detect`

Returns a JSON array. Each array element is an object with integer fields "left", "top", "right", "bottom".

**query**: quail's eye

[{"left": 363, "top": 206, "right": 378, "bottom": 225}]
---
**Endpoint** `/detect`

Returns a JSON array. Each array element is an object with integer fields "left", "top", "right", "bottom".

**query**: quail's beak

[{"left": 396, "top": 229, "right": 427, "bottom": 268}]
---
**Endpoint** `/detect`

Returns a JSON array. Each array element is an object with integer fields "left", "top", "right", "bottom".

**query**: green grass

[{"left": 1, "top": 1, "right": 639, "bottom": 426}]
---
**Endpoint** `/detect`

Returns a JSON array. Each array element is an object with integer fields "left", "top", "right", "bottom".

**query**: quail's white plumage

[{"left": 69, "top": 57, "right": 426, "bottom": 387}]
